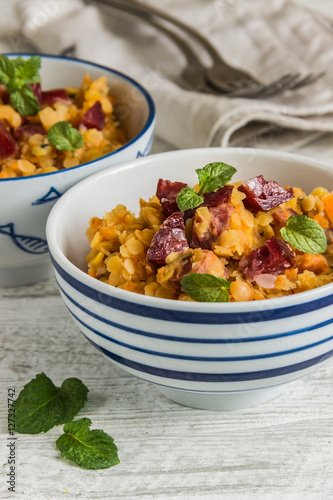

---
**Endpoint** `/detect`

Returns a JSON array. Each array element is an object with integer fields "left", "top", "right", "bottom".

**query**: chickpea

[{"left": 230, "top": 280, "right": 254, "bottom": 302}]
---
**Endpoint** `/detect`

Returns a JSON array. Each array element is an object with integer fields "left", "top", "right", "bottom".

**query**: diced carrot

[
  {"left": 100, "top": 226, "right": 119, "bottom": 240},
  {"left": 285, "top": 268, "right": 298, "bottom": 281},
  {"left": 90, "top": 216, "right": 102, "bottom": 232},
  {"left": 296, "top": 254, "right": 329, "bottom": 274},
  {"left": 0, "top": 169, "right": 9, "bottom": 178},
  {"left": 312, "top": 213, "right": 329, "bottom": 229},
  {"left": 322, "top": 193, "right": 333, "bottom": 224}
]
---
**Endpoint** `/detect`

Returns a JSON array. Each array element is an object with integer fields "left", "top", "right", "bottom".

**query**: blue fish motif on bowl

[
  {"left": 32, "top": 187, "right": 62, "bottom": 205},
  {"left": 0, "top": 223, "right": 48, "bottom": 254},
  {"left": 136, "top": 132, "right": 154, "bottom": 158}
]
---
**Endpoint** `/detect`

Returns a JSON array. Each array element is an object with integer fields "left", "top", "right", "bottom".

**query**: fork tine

[
  {"left": 247, "top": 74, "right": 302, "bottom": 98},
  {"left": 225, "top": 72, "right": 323, "bottom": 99},
  {"left": 287, "top": 71, "right": 325, "bottom": 90},
  {"left": 220, "top": 73, "right": 296, "bottom": 98},
  {"left": 249, "top": 72, "right": 323, "bottom": 98}
]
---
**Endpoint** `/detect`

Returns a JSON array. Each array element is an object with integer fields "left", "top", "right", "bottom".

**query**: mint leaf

[
  {"left": 47, "top": 121, "right": 84, "bottom": 151},
  {"left": 10, "top": 56, "right": 26, "bottom": 69},
  {"left": 181, "top": 273, "right": 230, "bottom": 302},
  {"left": 176, "top": 161, "right": 237, "bottom": 211},
  {"left": 177, "top": 186, "right": 204, "bottom": 211},
  {"left": 0, "top": 55, "right": 15, "bottom": 87},
  {"left": 196, "top": 162, "right": 236, "bottom": 194},
  {"left": 15, "top": 55, "right": 41, "bottom": 84},
  {"left": 10, "top": 85, "right": 40, "bottom": 116},
  {"left": 14, "top": 373, "right": 89, "bottom": 434},
  {"left": 0, "top": 55, "right": 41, "bottom": 115},
  {"left": 56, "top": 418, "right": 120, "bottom": 470},
  {"left": 281, "top": 214, "right": 327, "bottom": 254}
]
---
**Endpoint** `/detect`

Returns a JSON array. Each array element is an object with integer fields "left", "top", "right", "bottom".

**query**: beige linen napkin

[{"left": 11, "top": 0, "right": 333, "bottom": 151}]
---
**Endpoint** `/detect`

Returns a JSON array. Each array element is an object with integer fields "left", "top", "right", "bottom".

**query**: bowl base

[
  {"left": 0, "top": 259, "right": 54, "bottom": 287},
  {"left": 157, "top": 385, "right": 285, "bottom": 411}
]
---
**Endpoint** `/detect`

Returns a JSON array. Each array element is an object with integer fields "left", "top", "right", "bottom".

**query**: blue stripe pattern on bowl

[
  {"left": 51, "top": 256, "right": 333, "bottom": 324},
  {"left": 51, "top": 255, "right": 333, "bottom": 392}
]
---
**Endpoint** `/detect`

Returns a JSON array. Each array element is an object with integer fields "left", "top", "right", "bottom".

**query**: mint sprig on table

[
  {"left": 56, "top": 418, "right": 120, "bottom": 470},
  {"left": 181, "top": 273, "right": 230, "bottom": 302},
  {"left": 0, "top": 54, "right": 41, "bottom": 116},
  {"left": 13, "top": 373, "right": 119, "bottom": 470},
  {"left": 280, "top": 214, "right": 327, "bottom": 254},
  {"left": 47, "top": 121, "right": 84, "bottom": 151},
  {"left": 14, "top": 373, "right": 88, "bottom": 434},
  {"left": 177, "top": 162, "right": 237, "bottom": 211}
]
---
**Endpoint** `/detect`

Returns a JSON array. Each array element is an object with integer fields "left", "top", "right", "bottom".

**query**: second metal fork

[{"left": 94, "top": 0, "right": 324, "bottom": 98}]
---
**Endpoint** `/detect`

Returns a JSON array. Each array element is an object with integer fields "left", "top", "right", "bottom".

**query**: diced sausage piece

[
  {"left": 156, "top": 179, "right": 188, "bottom": 216},
  {"left": 239, "top": 236, "right": 295, "bottom": 281},
  {"left": 202, "top": 185, "right": 233, "bottom": 206},
  {"left": 295, "top": 254, "right": 329, "bottom": 274},
  {"left": 184, "top": 185, "right": 234, "bottom": 221},
  {"left": 192, "top": 249, "right": 229, "bottom": 278},
  {"left": 191, "top": 204, "right": 233, "bottom": 249},
  {"left": 147, "top": 211, "right": 189, "bottom": 266},
  {"left": 41, "top": 88, "right": 73, "bottom": 106},
  {"left": 167, "top": 257, "right": 193, "bottom": 283},
  {"left": 239, "top": 175, "right": 294, "bottom": 211},
  {"left": 0, "top": 85, "right": 10, "bottom": 104},
  {"left": 80, "top": 101, "right": 105, "bottom": 130},
  {"left": 0, "top": 119, "right": 18, "bottom": 159},
  {"left": 13, "top": 124, "right": 46, "bottom": 140},
  {"left": 272, "top": 208, "right": 297, "bottom": 229}
]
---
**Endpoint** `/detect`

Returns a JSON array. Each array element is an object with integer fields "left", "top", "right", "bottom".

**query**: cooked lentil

[
  {"left": 85, "top": 180, "right": 333, "bottom": 302},
  {"left": 0, "top": 74, "right": 126, "bottom": 178}
]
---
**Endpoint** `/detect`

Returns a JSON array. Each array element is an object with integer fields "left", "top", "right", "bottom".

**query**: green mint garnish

[
  {"left": 10, "top": 85, "right": 40, "bottom": 117},
  {"left": 280, "top": 214, "right": 327, "bottom": 254},
  {"left": 0, "top": 54, "right": 41, "bottom": 116},
  {"left": 176, "top": 161, "right": 236, "bottom": 211},
  {"left": 14, "top": 373, "right": 88, "bottom": 434},
  {"left": 176, "top": 186, "right": 204, "bottom": 211},
  {"left": 196, "top": 162, "right": 237, "bottom": 194},
  {"left": 11, "top": 55, "right": 41, "bottom": 85},
  {"left": 181, "top": 273, "right": 230, "bottom": 302},
  {"left": 0, "top": 55, "right": 15, "bottom": 87},
  {"left": 47, "top": 121, "right": 83, "bottom": 151},
  {"left": 56, "top": 418, "right": 120, "bottom": 470}
]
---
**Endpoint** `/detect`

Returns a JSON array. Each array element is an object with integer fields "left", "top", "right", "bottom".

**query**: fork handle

[
  {"left": 98, "top": 0, "right": 208, "bottom": 70},
  {"left": 97, "top": 0, "right": 230, "bottom": 68}
]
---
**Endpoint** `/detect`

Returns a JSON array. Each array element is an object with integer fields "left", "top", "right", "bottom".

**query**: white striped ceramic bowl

[
  {"left": 46, "top": 148, "right": 333, "bottom": 410},
  {"left": 0, "top": 54, "right": 155, "bottom": 287}
]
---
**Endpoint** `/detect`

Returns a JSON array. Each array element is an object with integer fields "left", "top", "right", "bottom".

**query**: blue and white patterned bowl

[
  {"left": 0, "top": 54, "right": 155, "bottom": 287},
  {"left": 46, "top": 148, "right": 333, "bottom": 410}
]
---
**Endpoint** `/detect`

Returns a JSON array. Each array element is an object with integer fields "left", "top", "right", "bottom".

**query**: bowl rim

[
  {"left": 46, "top": 146, "right": 333, "bottom": 313},
  {"left": 0, "top": 52, "right": 155, "bottom": 183}
]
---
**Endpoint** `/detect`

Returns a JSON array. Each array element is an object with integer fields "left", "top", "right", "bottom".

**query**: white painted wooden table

[{"left": 1, "top": 134, "right": 333, "bottom": 500}]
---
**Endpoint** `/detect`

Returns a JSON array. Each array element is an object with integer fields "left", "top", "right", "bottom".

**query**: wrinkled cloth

[{"left": 8, "top": 0, "right": 333, "bottom": 150}]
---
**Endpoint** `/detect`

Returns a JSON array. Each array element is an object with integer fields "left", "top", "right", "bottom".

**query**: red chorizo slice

[
  {"left": 239, "top": 236, "right": 295, "bottom": 281},
  {"left": 0, "top": 119, "right": 18, "bottom": 159},
  {"left": 80, "top": 101, "right": 105, "bottom": 130},
  {"left": 239, "top": 175, "right": 294, "bottom": 211},
  {"left": 156, "top": 179, "right": 188, "bottom": 216},
  {"left": 191, "top": 204, "right": 233, "bottom": 249},
  {"left": 147, "top": 211, "right": 189, "bottom": 266}
]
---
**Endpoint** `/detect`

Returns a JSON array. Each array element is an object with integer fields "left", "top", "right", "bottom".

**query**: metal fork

[{"left": 93, "top": 0, "right": 324, "bottom": 98}]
